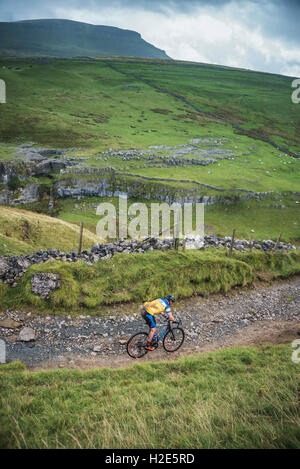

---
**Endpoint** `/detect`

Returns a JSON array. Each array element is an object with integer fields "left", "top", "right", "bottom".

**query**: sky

[{"left": 0, "top": 0, "right": 299, "bottom": 77}]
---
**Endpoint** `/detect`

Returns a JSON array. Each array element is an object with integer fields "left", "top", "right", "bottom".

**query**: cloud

[{"left": 0, "top": 0, "right": 299, "bottom": 76}]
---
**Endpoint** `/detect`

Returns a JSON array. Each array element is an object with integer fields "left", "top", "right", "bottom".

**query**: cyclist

[{"left": 141, "top": 295, "right": 176, "bottom": 351}]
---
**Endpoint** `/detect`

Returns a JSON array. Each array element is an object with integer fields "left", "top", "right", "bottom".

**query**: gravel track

[{"left": 0, "top": 277, "right": 299, "bottom": 370}]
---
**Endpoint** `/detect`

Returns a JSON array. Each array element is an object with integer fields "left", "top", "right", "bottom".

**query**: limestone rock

[
  {"left": 18, "top": 326, "right": 35, "bottom": 342},
  {"left": 0, "top": 259, "right": 10, "bottom": 278},
  {"left": 0, "top": 318, "right": 22, "bottom": 329},
  {"left": 31, "top": 273, "right": 61, "bottom": 300}
]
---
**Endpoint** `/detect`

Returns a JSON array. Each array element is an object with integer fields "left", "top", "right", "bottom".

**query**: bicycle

[{"left": 126, "top": 319, "right": 185, "bottom": 359}]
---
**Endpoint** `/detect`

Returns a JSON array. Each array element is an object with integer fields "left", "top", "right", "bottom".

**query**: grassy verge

[
  {"left": 0, "top": 344, "right": 299, "bottom": 448},
  {"left": 1, "top": 249, "right": 299, "bottom": 314}
]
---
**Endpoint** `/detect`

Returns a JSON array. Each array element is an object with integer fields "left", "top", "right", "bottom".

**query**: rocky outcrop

[
  {"left": 0, "top": 183, "right": 41, "bottom": 205},
  {"left": 0, "top": 145, "right": 76, "bottom": 184},
  {"left": 0, "top": 141, "right": 289, "bottom": 206},
  {"left": 55, "top": 170, "right": 268, "bottom": 205}
]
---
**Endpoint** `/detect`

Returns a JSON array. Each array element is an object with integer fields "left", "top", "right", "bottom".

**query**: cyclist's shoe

[{"left": 145, "top": 344, "right": 156, "bottom": 351}]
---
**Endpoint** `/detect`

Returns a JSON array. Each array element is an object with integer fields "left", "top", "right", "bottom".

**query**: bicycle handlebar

[
  {"left": 164, "top": 318, "right": 182, "bottom": 326},
  {"left": 172, "top": 319, "right": 182, "bottom": 326}
]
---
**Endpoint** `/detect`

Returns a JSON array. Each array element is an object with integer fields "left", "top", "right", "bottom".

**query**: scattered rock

[
  {"left": 18, "top": 327, "right": 35, "bottom": 342},
  {"left": 93, "top": 345, "right": 102, "bottom": 352},
  {"left": 0, "top": 318, "right": 22, "bottom": 329}
]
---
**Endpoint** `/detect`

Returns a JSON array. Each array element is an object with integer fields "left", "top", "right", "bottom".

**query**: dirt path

[{"left": 1, "top": 277, "right": 299, "bottom": 371}]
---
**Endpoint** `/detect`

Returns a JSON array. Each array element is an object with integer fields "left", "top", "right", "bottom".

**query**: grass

[
  {"left": 0, "top": 249, "right": 299, "bottom": 314},
  {"left": 17, "top": 190, "right": 300, "bottom": 244},
  {"left": 0, "top": 206, "right": 101, "bottom": 255},
  {"left": 115, "top": 59, "right": 300, "bottom": 152},
  {"left": 205, "top": 193, "right": 300, "bottom": 244},
  {"left": 119, "top": 128, "right": 300, "bottom": 194},
  {"left": 0, "top": 344, "right": 299, "bottom": 448},
  {"left": 0, "top": 57, "right": 298, "bottom": 153},
  {"left": 0, "top": 57, "right": 299, "bottom": 246},
  {"left": 0, "top": 58, "right": 210, "bottom": 148}
]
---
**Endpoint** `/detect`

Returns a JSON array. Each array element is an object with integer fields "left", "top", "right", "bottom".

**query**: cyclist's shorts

[{"left": 142, "top": 310, "right": 156, "bottom": 329}]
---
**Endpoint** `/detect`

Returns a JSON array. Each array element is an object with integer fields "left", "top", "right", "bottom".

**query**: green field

[
  {"left": 0, "top": 57, "right": 299, "bottom": 246},
  {"left": 1, "top": 345, "right": 299, "bottom": 449},
  {"left": 0, "top": 57, "right": 299, "bottom": 152},
  {"left": 113, "top": 59, "right": 300, "bottom": 153}
]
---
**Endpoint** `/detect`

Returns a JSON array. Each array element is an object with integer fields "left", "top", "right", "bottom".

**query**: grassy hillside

[
  {"left": 0, "top": 19, "right": 169, "bottom": 59},
  {"left": 0, "top": 58, "right": 212, "bottom": 147},
  {"left": 114, "top": 59, "right": 300, "bottom": 153},
  {"left": 1, "top": 249, "right": 299, "bottom": 314},
  {"left": 0, "top": 57, "right": 299, "bottom": 245},
  {"left": 0, "top": 57, "right": 298, "bottom": 151},
  {"left": 0, "top": 206, "right": 101, "bottom": 255},
  {"left": 1, "top": 345, "right": 299, "bottom": 448}
]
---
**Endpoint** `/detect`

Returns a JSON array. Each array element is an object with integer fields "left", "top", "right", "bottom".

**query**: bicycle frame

[
  {"left": 155, "top": 322, "right": 170, "bottom": 343},
  {"left": 126, "top": 319, "right": 183, "bottom": 358},
  {"left": 153, "top": 319, "right": 180, "bottom": 343}
]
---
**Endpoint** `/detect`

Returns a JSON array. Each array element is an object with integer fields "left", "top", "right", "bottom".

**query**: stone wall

[{"left": 0, "top": 235, "right": 297, "bottom": 286}]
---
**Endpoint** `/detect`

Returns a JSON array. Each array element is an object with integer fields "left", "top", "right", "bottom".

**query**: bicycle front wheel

[
  {"left": 163, "top": 327, "right": 185, "bottom": 352},
  {"left": 126, "top": 332, "right": 149, "bottom": 358}
]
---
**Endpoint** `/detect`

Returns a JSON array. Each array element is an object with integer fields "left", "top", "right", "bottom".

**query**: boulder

[
  {"left": 0, "top": 259, "right": 10, "bottom": 278},
  {"left": 18, "top": 326, "right": 35, "bottom": 342},
  {"left": 31, "top": 273, "right": 61, "bottom": 300},
  {"left": 33, "top": 159, "right": 66, "bottom": 175},
  {"left": 184, "top": 236, "right": 204, "bottom": 249}
]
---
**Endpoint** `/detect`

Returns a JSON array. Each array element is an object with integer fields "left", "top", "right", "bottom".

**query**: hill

[
  {"left": 0, "top": 206, "right": 101, "bottom": 255},
  {"left": 0, "top": 56, "right": 299, "bottom": 243},
  {"left": 0, "top": 19, "right": 170, "bottom": 59}
]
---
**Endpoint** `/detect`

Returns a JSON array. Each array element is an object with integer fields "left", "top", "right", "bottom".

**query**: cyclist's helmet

[{"left": 166, "top": 295, "right": 175, "bottom": 304}]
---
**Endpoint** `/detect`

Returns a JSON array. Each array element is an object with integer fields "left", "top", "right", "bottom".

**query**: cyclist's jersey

[{"left": 143, "top": 298, "right": 171, "bottom": 316}]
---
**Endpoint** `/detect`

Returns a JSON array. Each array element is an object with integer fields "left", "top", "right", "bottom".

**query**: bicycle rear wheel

[
  {"left": 163, "top": 327, "right": 185, "bottom": 352},
  {"left": 126, "top": 332, "right": 149, "bottom": 358}
]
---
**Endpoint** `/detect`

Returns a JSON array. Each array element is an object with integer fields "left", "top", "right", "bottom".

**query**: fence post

[
  {"left": 78, "top": 222, "right": 84, "bottom": 255},
  {"left": 249, "top": 236, "right": 253, "bottom": 252},
  {"left": 174, "top": 238, "right": 179, "bottom": 251},
  {"left": 229, "top": 228, "right": 236, "bottom": 257},
  {"left": 273, "top": 232, "right": 282, "bottom": 252}
]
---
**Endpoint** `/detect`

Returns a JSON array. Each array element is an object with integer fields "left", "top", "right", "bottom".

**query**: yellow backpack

[{"left": 143, "top": 299, "right": 166, "bottom": 315}]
